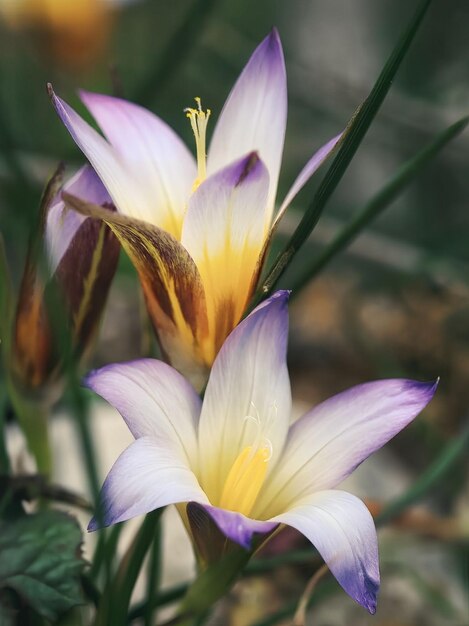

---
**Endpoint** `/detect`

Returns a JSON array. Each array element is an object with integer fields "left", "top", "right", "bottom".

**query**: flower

[
  {"left": 0, "top": 0, "right": 113, "bottom": 68},
  {"left": 12, "top": 165, "right": 120, "bottom": 391},
  {"left": 86, "top": 291, "right": 436, "bottom": 613},
  {"left": 49, "top": 29, "right": 341, "bottom": 388}
]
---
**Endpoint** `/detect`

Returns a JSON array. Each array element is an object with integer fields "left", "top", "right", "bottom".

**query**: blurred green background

[{"left": 0, "top": 1, "right": 468, "bottom": 624}]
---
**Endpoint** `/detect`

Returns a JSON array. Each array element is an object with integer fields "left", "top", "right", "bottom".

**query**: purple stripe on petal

[{"left": 190, "top": 502, "right": 277, "bottom": 550}]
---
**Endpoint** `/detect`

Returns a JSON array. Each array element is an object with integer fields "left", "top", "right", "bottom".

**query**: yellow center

[
  {"left": 219, "top": 445, "right": 270, "bottom": 517},
  {"left": 185, "top": 97, "right": 211, "bottom": 192}
]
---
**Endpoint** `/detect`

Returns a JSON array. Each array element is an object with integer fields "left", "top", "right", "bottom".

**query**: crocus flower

[
  {"left": 12, "top": 165, "right": 120, "bottom": 390},
  {"left": 86, "top": 291, "right": 436, "bottom": 613},
  {"left": 49, "top": 29, "right": 341, "bottom": 388}
]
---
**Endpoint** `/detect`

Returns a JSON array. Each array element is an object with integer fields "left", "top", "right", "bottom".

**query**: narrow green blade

[
  {"left": 258, "top": 0, "right": 433, "bottom": 299},
  {"left": 289, "top": 116, "right": 468, "bottom": 294}
]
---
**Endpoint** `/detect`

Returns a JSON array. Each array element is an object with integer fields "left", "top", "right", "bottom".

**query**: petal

[
  {"left": 53, "top": 209, "right": 120, "bottom": 352},
  {"left": 49, "top": 87, "right": 138, "bottom": 220},
  {"left": 188, "top": 502, "right": 277, "bottom": 552},
  {"left": 207, "top": 29, "right": 287, "bottom": 220},
  {"left": 62, "top": 193, "right": 210, "bottom": 389},
  {"left": 272, "top": 490, "right": 379, "bottom": 614},
  {"left": 198, "top": 291, "right": 291, "bottom": 506},
  {"left": 85, "top": 359, "right": 200, "bottom": 468},
  {"left": 46, "top": 165, "right": 111, "bottom": 273},
  {"left": 259, "top": 379, "right": 437, "bottom": 515},
  {"left": 88, "top": 436, "right": 208, "bottom": 530},
  {"left": 181, "top": 152, "right": 269, "bottom": 361},
  {"left": 50, "top": 86, "right": 195, "bottom": 237},
  {"left": 79, "top": 91, "right": 196, "bottom": 236},
  {"left": 272, "top": 132, "right": 342, "bottom": 230}
]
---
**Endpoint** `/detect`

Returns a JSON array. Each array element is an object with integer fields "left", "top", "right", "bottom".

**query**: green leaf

[
  {"left": 0, "top": 510, "right": 85, "bottom": 621},
  {"left": 257, "top": 0, "right": 433, "bottom": 300},
  {"left": 289, "top": 116, "right": 469, "bottom": 293}
]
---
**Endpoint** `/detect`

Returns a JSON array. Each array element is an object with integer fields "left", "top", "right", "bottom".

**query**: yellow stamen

[
  {"left": 185, "top": 97, "right": 211, "bottom": 191},
  {"left": 219, "top": 445, "right": 270, "bottom": 517}
]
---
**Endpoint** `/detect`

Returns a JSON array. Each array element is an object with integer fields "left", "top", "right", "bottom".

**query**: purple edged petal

[
  {"left": 259, "top": 379, "right": 437, "bottom": 515},
  {"left": 50, "top": 88, "right": 137, "bottom": 218},
  {"left": 188, "top": 502, "right": 277, "bottom": 550},
  {"left": 272, "top": 490, "right": 379, "bottom": 614},
  {"left": 181, "top": 152, "right": 269, "bottom": 357},
  {"left": 85, "top": 359, "right": 200, "bottom": 468},
  {"left": 272, "top": 132, "right": 342, "bottom": 229},
  {"left": 46, "top": 165, "right": 112, "bottom": 273},
  {"left": 79, "top": 91, "right": 196, "bottom": 235},
  {"left": 88, "top": 436, "right": 208, "bottom": 531},
  {"left": 207, "top": 29, "right": 287, "bottom": 219},
  {"left": 198, "top": 291, "right": 291, "bottom": 506}
]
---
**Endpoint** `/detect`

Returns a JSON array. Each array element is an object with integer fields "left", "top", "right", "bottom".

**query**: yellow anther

[
  {"left": 184, "top": 97, "right": 211, "bottom": 191},
  {"left": 219, "top": 445, "right": 270, "bottom": 517}
]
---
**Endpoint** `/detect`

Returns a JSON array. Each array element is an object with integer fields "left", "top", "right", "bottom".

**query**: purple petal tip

[
  {"left": 265, "top": 27, "right": 282, "bottom": 52},
  {"left": 404, "top": 378, "right": 439, "bottom": 402}
]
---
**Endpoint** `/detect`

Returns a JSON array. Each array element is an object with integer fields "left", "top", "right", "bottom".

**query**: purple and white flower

[
  {"left": 86, "top": 291, "right": 436, "bottom": 613},
  {"left": 49, "top": 30, "right": 341, "bottom": 387}
]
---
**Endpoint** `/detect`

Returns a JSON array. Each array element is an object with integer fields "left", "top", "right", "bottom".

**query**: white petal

[
  {"left": 207, "top": 29, "right": 287, "bottom": 220},
  {"left": 197, "top": 291, "right": 291, "bottom": 505},
  {"left": 89, "top": 436, "right": 208, "bottom": 529},
  {"left": 85, "top": 359, "right": 200, "bottom": 469},
  {"left": 272, "top": 490, "right": 379, "bottom": 614},
  {"left": 80, "top": 91, "right": 196, "bottom": 235}
]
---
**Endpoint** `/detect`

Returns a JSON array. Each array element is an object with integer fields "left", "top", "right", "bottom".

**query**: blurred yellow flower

[{"left": 0, "top": 0, "right": 113, "bottom": 67}]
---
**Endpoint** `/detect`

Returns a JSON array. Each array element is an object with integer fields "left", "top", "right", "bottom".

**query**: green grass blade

[
  {"left": 144, "top": 521, "right": 162, "bottom": 626},
  {"left": 97, "top": 509, "right": 163, "bottom": 626},
  {"left": 257, "top": 0, "right": 433, "bottom": 300},
  {"left": 289, "top": 116, "right": 468, "bottom": 294}
]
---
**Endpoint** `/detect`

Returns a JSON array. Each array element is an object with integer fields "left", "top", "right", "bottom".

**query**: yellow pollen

[
  {"left": 185, "top": 97, "right": 211, "bottom": 191},
  {"left": 219, "top": 445, "right": 270, "bottom": 517}
]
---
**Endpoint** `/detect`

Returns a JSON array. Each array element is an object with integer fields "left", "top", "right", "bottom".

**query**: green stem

[
  {"left": 7, "top": 383, "right": 52, "bottom": 476},
  {"left": 90, "top": 522, "right": 123, "bottom": 580},
  {"left": 97, "top": 509, "right": 163, "bottom": 626},
  {"left": 144, "top": 521, "right": 162, "bottom": 626}
]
